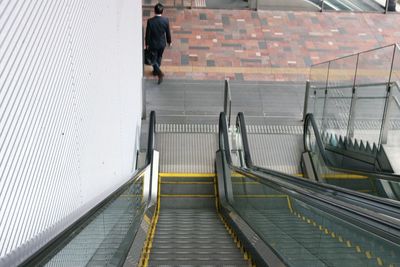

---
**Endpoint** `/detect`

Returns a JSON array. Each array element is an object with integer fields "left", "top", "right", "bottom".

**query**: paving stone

[
  {"left": 181, "top": 55, "right": 189, "bottom": 65},
  {"left": 143, "top": 8, "right": 400, "bottom": 82},
  {"left": 207, "top": 60, "right": 216, "bottom": 66}
]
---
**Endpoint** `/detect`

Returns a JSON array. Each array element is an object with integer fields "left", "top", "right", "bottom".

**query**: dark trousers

[{"left": 151, "top": 47, "right": 165, "bottom": 75}]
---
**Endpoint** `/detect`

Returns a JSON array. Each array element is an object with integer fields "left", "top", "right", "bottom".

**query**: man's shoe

[{"left": 158, "top": 72, "right": 164, "bottom": 84}]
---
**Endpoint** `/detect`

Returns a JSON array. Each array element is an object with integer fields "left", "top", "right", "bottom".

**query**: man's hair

[{"left": 154, "top": 3, "right": 164, "bottom": 14}]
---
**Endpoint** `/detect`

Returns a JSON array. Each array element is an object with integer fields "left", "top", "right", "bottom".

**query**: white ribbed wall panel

[{"left": 0, "top": 1, "right": 143, "bottom": 265}]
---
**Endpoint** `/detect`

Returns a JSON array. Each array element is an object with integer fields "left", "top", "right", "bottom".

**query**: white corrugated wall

[{"left": 0, "top": 0, "right": 143, "bottom": 265}]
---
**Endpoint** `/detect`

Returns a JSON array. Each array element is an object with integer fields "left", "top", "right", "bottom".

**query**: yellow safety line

[
  {"left": 214, "top": 174, "right": 255, "bottom": 266},
  {"left": 235, "top": 194, "right": 287, "bottom": 198},
  {"left": 139, "top": 176, "right": 161, "bottom": 267},
  {"left": 292, "top": 206, "right": 392, "bottom": 265},
  {"left": 232, "top": 182, "right": 260, "bottom": 185},
  {"left": 161, "top": 65, "right": 392, "bottom": 78},
  {"left": 357, "top": 189, "right": 372, "bottom": 193},
  {"left": 286, "top": 196, "right": 293, "bottom": 213},
  {"left": 213, "top": 176, "right": 219, "bottom": 212},
  {"left": 159, "top": 172, "right": 216, "bottom": 177},
  {"left": 160, "top": 194, "right": 215, "bottom": 198},
  {"left": 160, "top": 181, "right": 214, "bottom": 184},
  {"left": 143, "top": 215, "right": 151, "bottom": 225},
  {"left": 322, "top": 174, "right": 368, "bottom": 179}
]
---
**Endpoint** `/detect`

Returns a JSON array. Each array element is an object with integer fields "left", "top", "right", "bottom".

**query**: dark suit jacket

[{"left": 145, "top": 16, "right": 171, "bottom": 50}]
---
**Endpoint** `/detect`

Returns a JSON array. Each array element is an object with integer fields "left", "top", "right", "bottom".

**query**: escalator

[
  {"left": 302, "top": 113, "right": 400, "bottom": 201},
  {"left": 141, "top": 173, "right": 249, "bottom": 266},
  {"left": 21, "top": 111, "right": 400, "bottom": 266},
  {"left": 217, "top": 111, "right": 400, "bottom": 266}
]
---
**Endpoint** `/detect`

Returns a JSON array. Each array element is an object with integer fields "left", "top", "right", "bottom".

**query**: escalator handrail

[
  {"left": 218, "top": 112, "right": 400, "bottom": 244},
  {"left": 303, "top": 113, "right": 332, "bottom": 165},
  {"left": 237, "top": 112, "right": 400, "bottom": 216},
  {"left": 22, "top": 111, "right": 157, "bottom": 266},
  {"left": 236, "top": 112, "right": 254, "bottom": 168},
  {"left": 145, "top": 110, "right": 156, "bottom": 166},
  {"left": 219, "top": 112, "right": 233, "bottom": 165},
  {"left": 304, "top": 113, "right": 400, "bottom": 182}
]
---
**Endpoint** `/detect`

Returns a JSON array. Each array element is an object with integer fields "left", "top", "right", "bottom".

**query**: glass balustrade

[{"left": 308, "top": 44, "right": 400, "bottom": 156}]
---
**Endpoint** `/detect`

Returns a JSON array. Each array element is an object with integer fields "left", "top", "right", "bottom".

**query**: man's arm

[{"left": 166, "top": 18, "right": 172, "bottom": 46}]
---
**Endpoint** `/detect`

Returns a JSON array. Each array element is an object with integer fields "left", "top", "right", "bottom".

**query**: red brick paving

[{"left": 143, "top": 8, "right": 400, "bottom": 81}]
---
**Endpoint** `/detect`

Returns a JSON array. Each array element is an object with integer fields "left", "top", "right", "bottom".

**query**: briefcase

[{"left": 144, "top": 49, "right": 155, "bottom": 65}]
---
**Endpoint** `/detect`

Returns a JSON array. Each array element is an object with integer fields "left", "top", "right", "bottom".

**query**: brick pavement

[{"left": 143, "top": 8, "right": 400, "bottom": 81}]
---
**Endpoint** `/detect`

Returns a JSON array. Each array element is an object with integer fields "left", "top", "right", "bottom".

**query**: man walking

[{"left": 145, "top": 3, "right": 172, "bottom": 84}]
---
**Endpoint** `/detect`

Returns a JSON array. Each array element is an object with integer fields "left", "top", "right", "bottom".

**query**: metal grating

[
  {"left": 0, "top": 0, "right": 143, "bottom": 265},
  {"left": 156, "top": 124, "right": 218, "bottom": 133},
  {"left": 157, "top": 131, "right": 217, "bottom": 173},
  {"left": 246, "top": 125, "right": 303, "bottom": 175}
]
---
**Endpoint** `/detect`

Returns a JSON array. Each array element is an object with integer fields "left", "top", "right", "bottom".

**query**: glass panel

[
  {"left": 229, "top": 169, "right": 400, "bottom": 267},
  {"left": 350, "top": 84, "right": 387, "bottom": 146},
  {"left": 44, "top": 173, "right": 146, "bottom": 266},
  {"left": 323, "top": 55, "right": 357, "bottom": 147},
  {"left": 351, "top": 46, "right": 394, "bottom": 147},
  {"left": 387, "top": 46, "right": 400, "bottom": 150}
]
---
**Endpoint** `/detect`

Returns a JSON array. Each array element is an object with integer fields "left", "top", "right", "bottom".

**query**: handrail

[
  {"left": 22, "top": 112, "right": 157, "bottom": 266},
  {"left": 145, "top": 110, "right": 156, "bottom": 166},
  {"left": 238, "top": 112, "right": 400, "bottom": 216},
  {"left": 303, "top": 113, "right": 332, "bottom": 165},
  {"left": 304, "top": 113, "right": 400, "bottom": 182},
  {"left": 311, "top": 81, "right": 393, "bottom": 91},
  {"left": 236, "top": 112, "right": 253, "bottom": 168},
  {"left": 218, "top": 112, "right": 400, "bottom": 246},
  {"left": 219, "top": 112, "right": 232, "bottom": 165},
  {"left": 310, "top": 44, "right": 396, "bottom": 68}
]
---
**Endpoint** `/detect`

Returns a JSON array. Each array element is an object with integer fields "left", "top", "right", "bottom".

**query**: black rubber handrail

[
  {"left": 219, "top": 112, "right": 232, "bottom": 165},
  {"left": 22, "top": 112, "right": 157, "bottom": 266},
  {"left": 218, "top": 112, "right": 400, "bottom": 245},
  {"left": 237, "top": 112, "right": 400, "bottom": 217},
  {"left": 304, "top": 112, "right": 400, "bottom": 182},
  {"left": 236, "top": 112, "right": 254, "bottom": 168},
  {"left": 145, "top": 110, "right": 156, "bottom": 166},
  {"left": 303, "top": 113, "right": 333, "bottom": 165}
]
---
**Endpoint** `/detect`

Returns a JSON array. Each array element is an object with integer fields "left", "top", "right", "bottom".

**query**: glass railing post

[
  {"left": 347, "top": 86, "right": 358, "bottom": 140},
  {"left": 321, "top": 88, "right": 328, "bottom": 134}
]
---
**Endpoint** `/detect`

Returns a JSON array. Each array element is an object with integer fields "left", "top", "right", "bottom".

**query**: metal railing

[{"left": 304, "top": 44, "right": 400, "bottom": 150}]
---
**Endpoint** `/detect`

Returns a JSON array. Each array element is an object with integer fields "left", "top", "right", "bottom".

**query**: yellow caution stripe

[
  {"left": 160, "top": 194, "right": 215, "bottom": 198},
  {"left": 159, "top": 172, "right": 215, "bottom": 177},
  {"left": 322, "top": 174, "right": 368, "bottom": 179}
]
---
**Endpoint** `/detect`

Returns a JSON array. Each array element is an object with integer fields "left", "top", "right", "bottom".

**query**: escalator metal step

[{"left": 148, "top": 209, "right": 247, "bottom": 266}]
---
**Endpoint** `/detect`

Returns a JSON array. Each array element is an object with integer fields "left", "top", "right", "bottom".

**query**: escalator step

[{"left": 147, "top": 260, "right": 248, "bottom": 266}]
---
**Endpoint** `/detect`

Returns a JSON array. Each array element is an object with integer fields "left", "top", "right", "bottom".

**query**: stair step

[
  {"left": 152, "top": 239, "right": 235, "bottom": 245},
  {"left": 148, "top": 255, "right": 246, "bottom": 261},
  {"left": 161, "top": 183, "right": 215, "bottom": 195},
  {"left": 147, "top": 260, "right": 248, "bottom": 266},
  {"left": 149, "top": 248, "right": 243, "bottom": 255},
  {"left": 161, "top": 176, "right": 215, "bottom": 183},
  {"left": 160, "top": 197, "right": 216, "bottom": 208}
]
